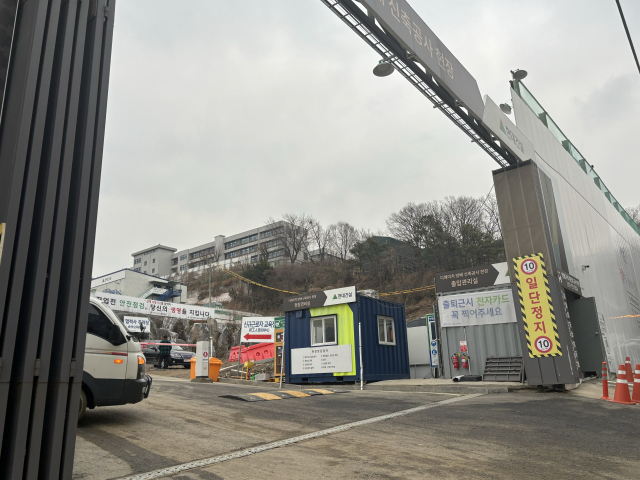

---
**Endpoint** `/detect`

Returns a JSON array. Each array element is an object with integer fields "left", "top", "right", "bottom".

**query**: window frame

[
  {"left": 310, "top": 315, "right": 338, "bottom": 347},
  {"left": 377, "top": 315, "right": 396, "bottom": 346},
  {"left": 87, "top": 304, "right": 126, "bottom": 346}
]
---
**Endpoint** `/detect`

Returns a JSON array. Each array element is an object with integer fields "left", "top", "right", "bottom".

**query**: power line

[
  {"left": 220, "top": 266, "right": 436, "bottom": 297},
  {"left": 616, "top": 0, "right": 640, "bottom": 75}
]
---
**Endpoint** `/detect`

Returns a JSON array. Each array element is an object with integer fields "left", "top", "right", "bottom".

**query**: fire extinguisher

[
  {"left": 461, "top": 354, "right": 469, "bottom": 370},
  {"left": 451, "top": 353, "right": 460, "bottom": 370}
]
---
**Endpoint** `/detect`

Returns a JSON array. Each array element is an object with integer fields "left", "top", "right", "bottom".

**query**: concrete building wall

[
  {"left": 132, "top": 245, "right": 176, "bottom": 277},
  {"left": 91, "top": 269, "right": 187, "bottom": 302},
  {"left": 510, "top": 88, "right": 640, "bottom": 369}
]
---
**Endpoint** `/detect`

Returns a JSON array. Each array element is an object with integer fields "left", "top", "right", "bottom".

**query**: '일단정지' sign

[{"left": 513, "top": 254, "right": 562, "bottom": 358}]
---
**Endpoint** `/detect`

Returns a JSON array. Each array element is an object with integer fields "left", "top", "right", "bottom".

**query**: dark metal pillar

[{"left": 0, "top": 0, "right": 115, "bottom": 477}]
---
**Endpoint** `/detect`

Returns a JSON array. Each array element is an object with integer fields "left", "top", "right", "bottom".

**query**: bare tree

[
  {"left": 332, "top": 221, "right": 358, "bottom": 262},
  {"left": 197, "top": 246, "right": 220, "bottom": 307},
  {"left": 441, "top": 196, "right": 485, "bottom": 239},
  {"left": 386, "top": 201, "right": 440, "bottom": 249},
  {"left": 305, "top": 217, "right": 336, "bottom": 263},
  {"left": 266, "top": 214, "right": 311, "bottom": 264},
  {"left": 627, "top": 205, "right": 640, "bottom": 227},
  {"left": 482, "top": 194, "right": 502, "bottom": 239}
]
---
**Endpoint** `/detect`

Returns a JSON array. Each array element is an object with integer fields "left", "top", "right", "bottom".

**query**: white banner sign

[
  {"left": 291, "top": 344, "right": 352, "bottom": 375},
  {"left": 241, "top": 317, "right": 275, "bottom": 343},
  {"left": 94, "top": 292, "right": 215, "bottom": 321},
  {"left": 438, "top": 289, "right": 517, "bottom": 327},
  {"left": 123, "top": 316, "right": 150, "bottom": 333}
]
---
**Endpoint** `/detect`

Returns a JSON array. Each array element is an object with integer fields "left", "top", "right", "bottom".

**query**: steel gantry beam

[
  {"left": 321, "top": 0, "right": 518, "bottom": 168},
  {"left": 0, "top": 0, "right": 116, "bottom": 478}
]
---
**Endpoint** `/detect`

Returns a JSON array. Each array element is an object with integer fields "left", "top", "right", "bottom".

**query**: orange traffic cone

[
  {"left": 624, "top": 357, "right": 633, "bottom": 386},
  {"left": 600, "top": 362, "right": 611, "bottom": 400},
  {"left": 631, "top": 364, "right": 640, "bottom": 404},
  {"left": 610, "top": 364, "right": 636, "bottom": 405}
]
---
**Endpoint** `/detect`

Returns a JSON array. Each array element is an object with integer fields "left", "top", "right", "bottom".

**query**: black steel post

[{"left": 0, "top": 0, "right": 115, "bottom": 478}]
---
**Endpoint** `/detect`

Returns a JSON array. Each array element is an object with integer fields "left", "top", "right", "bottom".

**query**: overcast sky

[{"left": 93, "top": 0, "right": 640, "bottom": 276}]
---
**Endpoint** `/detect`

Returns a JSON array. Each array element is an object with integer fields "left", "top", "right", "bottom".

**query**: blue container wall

[
  {"left": 358, "top": 295, "right": 410, "bottom": 381},
  {"left": 285, "top": 303, "right": 360, "bottom": 383},
  {"left": 284, "top": 295, "right": 409, "bottom": 383}
]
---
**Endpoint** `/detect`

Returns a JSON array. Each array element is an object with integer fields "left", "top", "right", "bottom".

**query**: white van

[{"left": 80, "top": 297, "right": 152, "bottom": 420}]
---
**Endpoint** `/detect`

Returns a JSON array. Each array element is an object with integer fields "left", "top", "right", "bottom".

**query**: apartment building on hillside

[{"left": 131, "top": 221, "right": 306, "bottom": 278}]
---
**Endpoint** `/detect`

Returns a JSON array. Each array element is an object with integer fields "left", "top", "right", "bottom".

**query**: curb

[{"left": 216, "top": 378, "right": 529, "bottom": 394}]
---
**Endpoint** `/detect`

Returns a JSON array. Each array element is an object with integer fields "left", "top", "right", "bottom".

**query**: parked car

[
  {"left": 82, "top": 297, "right": 152, "bottom": 420},
  {"left": 141, "top": 341, "right": 195, "bottom": 368},
  {"left": 140, "top": 341, "right": 160, "bottom": 365},
  {"left": 170, "top": 345, "right": 195, "bottom": 368}
]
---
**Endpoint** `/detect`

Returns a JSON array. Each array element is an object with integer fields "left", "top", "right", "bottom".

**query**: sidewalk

[{"left": 217, "top": 377, "right": 533, "bottom": 394}]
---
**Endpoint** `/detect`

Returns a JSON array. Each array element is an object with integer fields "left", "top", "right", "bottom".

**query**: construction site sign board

[
  {"left": 283, "top": 286, "right": 357, "bottom": 312},
  {"left": 360, "top": 0, "right": 484, "bottom": 120},
  {"left": 241, "top": 317, "right": 275, "bottom": 343},
  {"left": 513, "top": 253, "right": 562, "bottom": 358}
]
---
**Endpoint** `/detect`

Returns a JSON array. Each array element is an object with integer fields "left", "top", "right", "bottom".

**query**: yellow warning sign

[{"left": 513, "top": 253, "right": 561, "bottom": 358}]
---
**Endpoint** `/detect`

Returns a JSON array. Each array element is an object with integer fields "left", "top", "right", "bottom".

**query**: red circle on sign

[
  {"left": 521, "top": 258, "right": 538, "bottom": 275},
  {"left": 203, "top": 351, "right": 209, "bottom": 357},
  {"left": 534, "top": 336, "right": 552, "bottom": 353}
]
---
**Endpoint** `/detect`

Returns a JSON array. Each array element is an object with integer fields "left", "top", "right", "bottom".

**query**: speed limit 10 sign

[{"left": 513, "top": 253, "right": 562, "bottom": 358}]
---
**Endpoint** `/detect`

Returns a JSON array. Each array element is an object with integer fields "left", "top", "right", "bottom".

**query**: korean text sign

[
  {"left": 437, "top": 289, "right": 517, "bottom": 328},
  {"left": 513, "top": 254, "right": 561, "bottom": 358},
  {"left": 360, "top": 0, "right": 484, "bottom": 120},
  {"left": 241, "top": 317, "right": 275, "bottom": 343}
]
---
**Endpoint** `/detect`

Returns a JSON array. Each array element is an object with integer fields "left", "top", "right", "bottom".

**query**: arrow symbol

[{"left": 243, "top": 333, "right": 272, "bottom": 341}]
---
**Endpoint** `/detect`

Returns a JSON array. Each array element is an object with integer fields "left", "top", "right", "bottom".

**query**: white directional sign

[{"left": 241, "top": 317, "right": 275, "bottom": 343}]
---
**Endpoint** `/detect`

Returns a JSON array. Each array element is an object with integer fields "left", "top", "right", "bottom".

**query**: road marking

[
  {"left": 307, "top": 388, "right": 335, "bottom": 395},
  {"left": 117, "top": 393, "right": 483, "bottom": 480},
  {"left": 222, "top": 389, "right": 347, "bottom": 402},
  {"left": 281, "top": 390, "right": 310, "bottom": 397},
  {"left": 251, "top": 392, "right": 282, "bottom": 401}
]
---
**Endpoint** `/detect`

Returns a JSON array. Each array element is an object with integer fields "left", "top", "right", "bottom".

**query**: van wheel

[
  {"left": 183, "top": 365, "right": 190, "bottom": 369},
  {"left": 78, "top": 388, "right": 87, "bottom": 422}
]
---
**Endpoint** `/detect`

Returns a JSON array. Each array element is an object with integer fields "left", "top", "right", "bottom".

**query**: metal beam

[{"left": 321, "top": 0, "right": 518, "bottom": 168}]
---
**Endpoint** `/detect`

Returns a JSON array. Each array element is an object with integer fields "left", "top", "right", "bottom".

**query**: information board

[
  {"left": 291, "top": 345, "right": 352, "bottom": 375},
  {"left": 438, "top": 289, "right": 517, "bottom": 328},
  {"left": 513, "top": 253, "right": 562, "bottom": 358}
]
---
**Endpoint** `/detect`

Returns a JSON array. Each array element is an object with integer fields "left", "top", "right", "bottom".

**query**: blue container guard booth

[{"left": 284, "top": 291, "right": 410, "bottom": 384}]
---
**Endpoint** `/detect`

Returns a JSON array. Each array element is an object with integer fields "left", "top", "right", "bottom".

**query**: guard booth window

[
  {"left": 378, "top": 316, "right": 396, "bottom": 345},
  {"left": 311, "top": 315, "right": 337, "bottom": 346}
]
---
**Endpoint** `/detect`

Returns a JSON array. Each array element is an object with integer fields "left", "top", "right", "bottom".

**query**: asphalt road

[{"left": 73, "top": 378, "right": 640, "bottom": 479}]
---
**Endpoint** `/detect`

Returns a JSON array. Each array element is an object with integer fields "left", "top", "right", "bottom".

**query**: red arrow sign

[{"left": 243, "top": 333, "right": 272, "bottom": 341}]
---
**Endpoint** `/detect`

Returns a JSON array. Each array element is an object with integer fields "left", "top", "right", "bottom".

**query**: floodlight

[
  {"left": 499, "top": 103, "right": 512, "bottom": 114},
  {"left": 511, "top": 69, "right": 528, "bottom": 80},
  {"left": 373, "top": 60, "right": 394, "bottom": 77}
]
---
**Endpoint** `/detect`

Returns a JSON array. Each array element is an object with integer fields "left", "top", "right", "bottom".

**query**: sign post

[{"left": 427, "top": 313, "right": 439, "bottom": 378}]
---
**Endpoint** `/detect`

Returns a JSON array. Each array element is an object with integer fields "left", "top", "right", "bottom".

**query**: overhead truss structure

[{"left": 321, "top": 0, "right": 518, "bottom": 168}]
